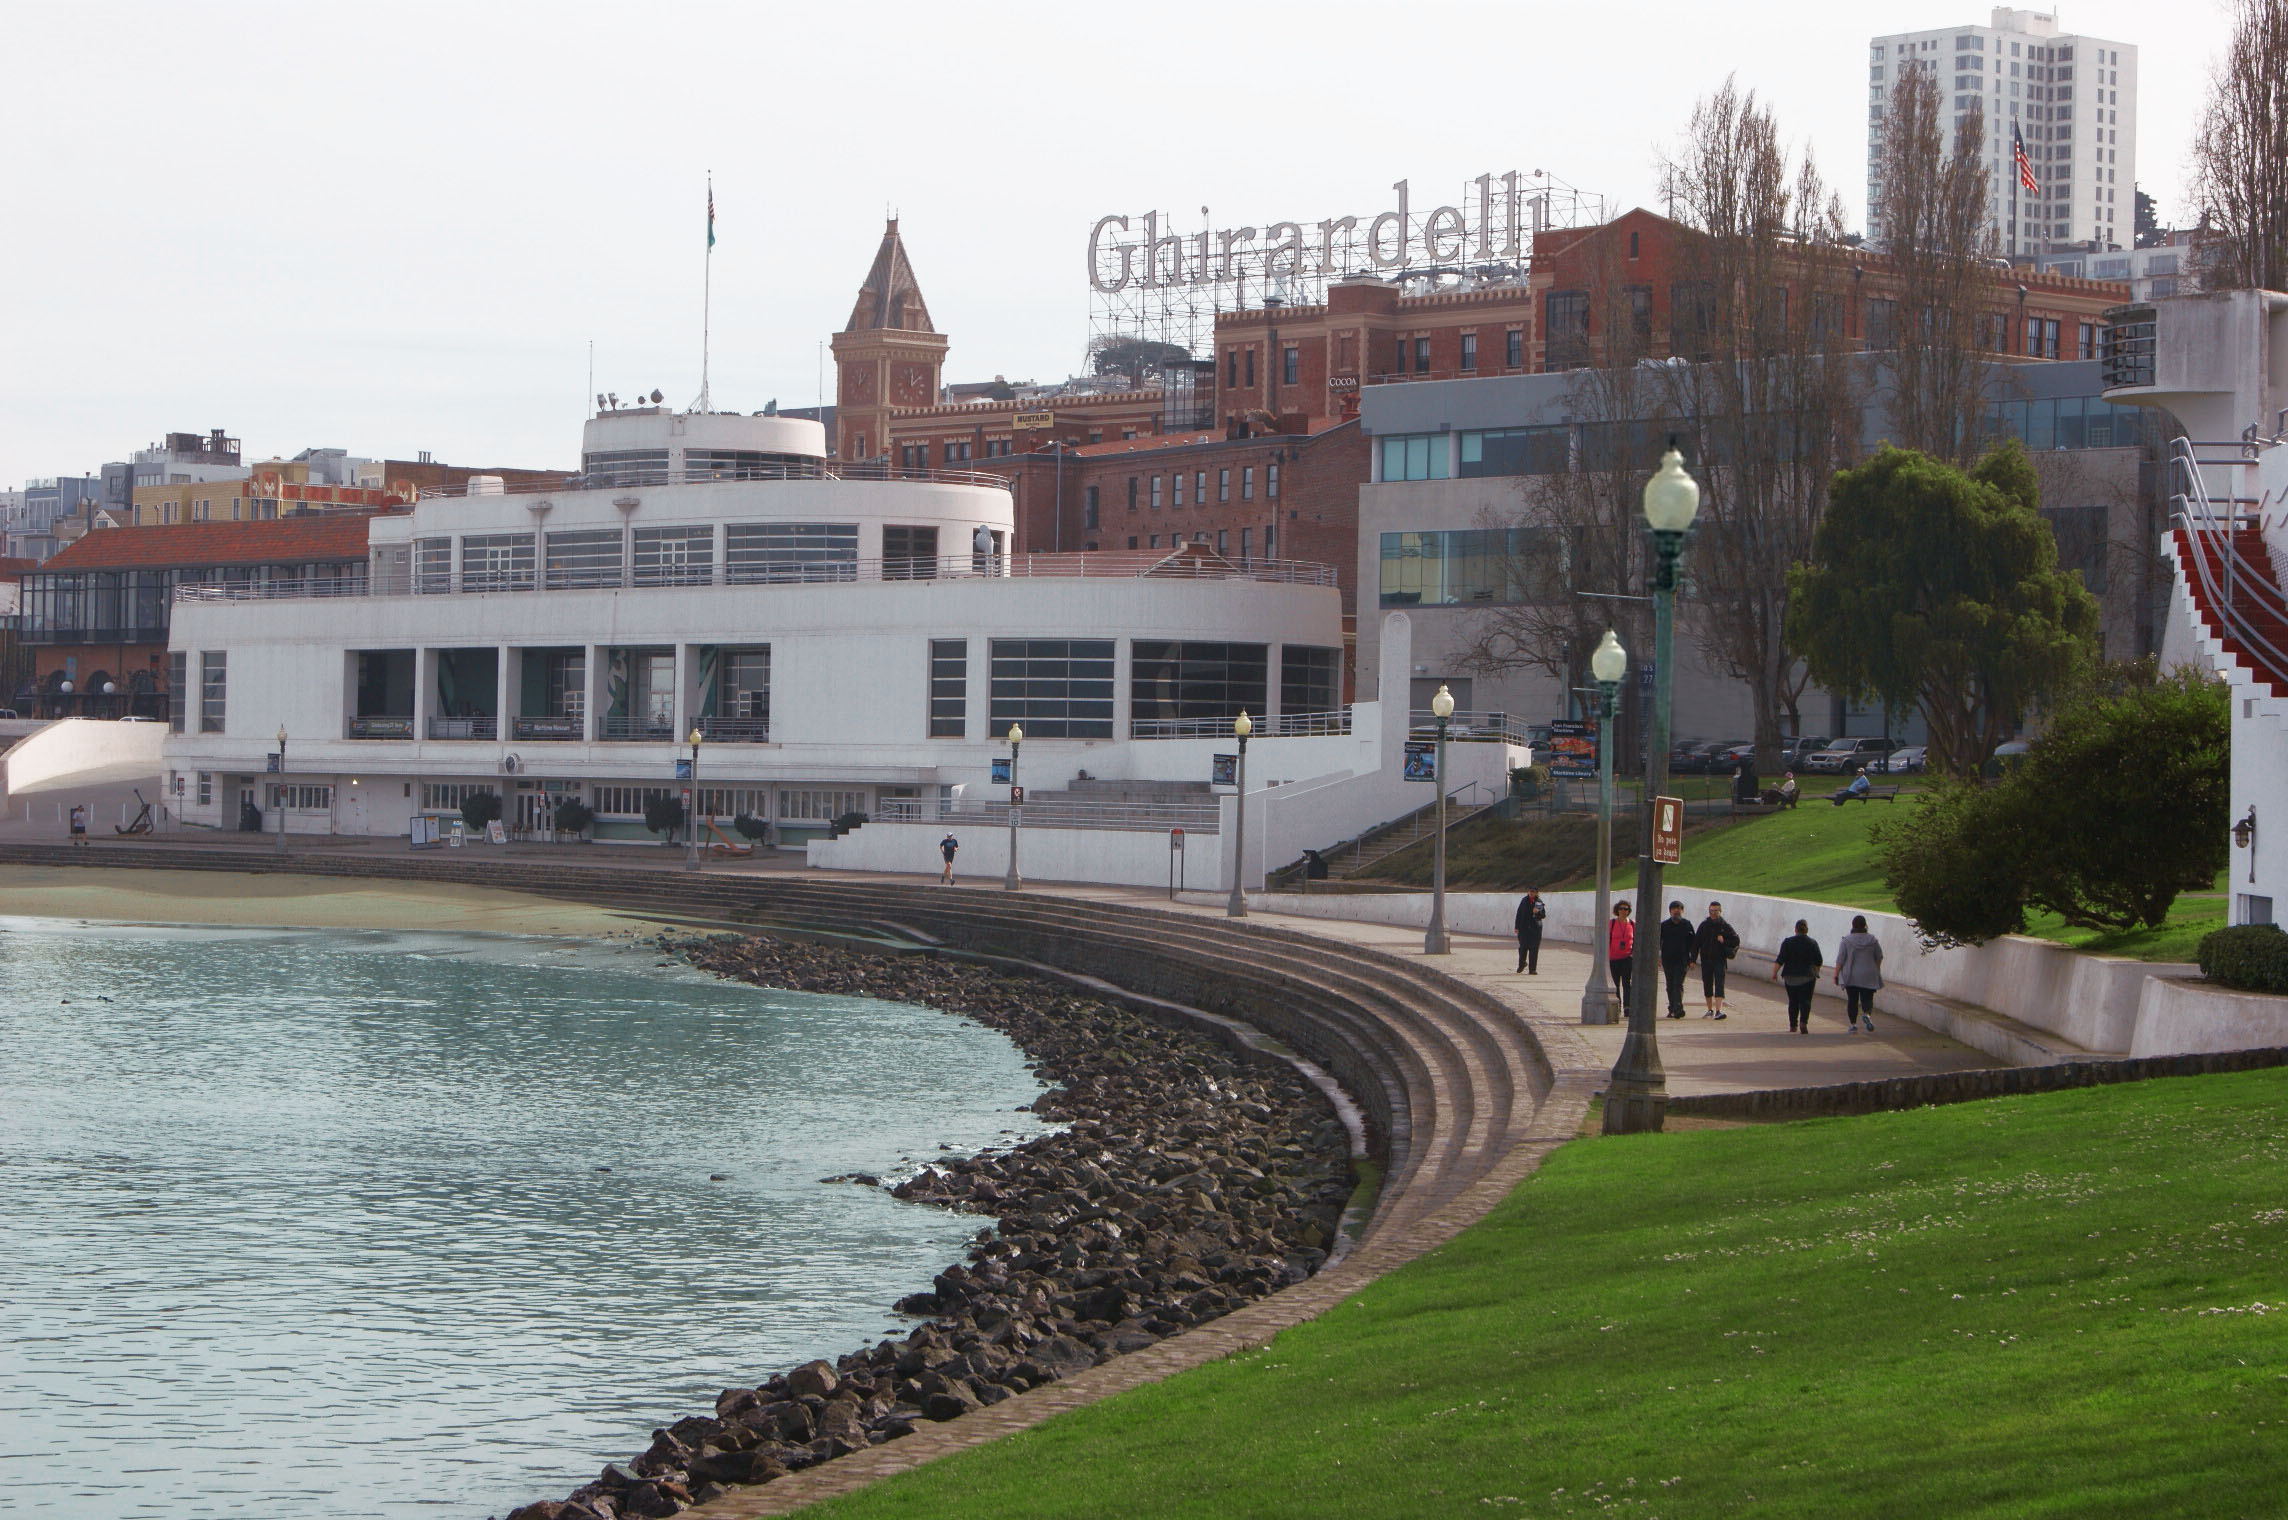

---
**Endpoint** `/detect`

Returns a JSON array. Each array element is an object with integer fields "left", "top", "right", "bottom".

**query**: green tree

[
  {"left": 1787, "top": 441, "right": 2100, "bottom": 777},
  {"left": 1870, "top": 780, "right": 2029, "bottom": 949},
  {"left": 2015, "top": 666, "right": 2230, "bottom": 930},
  {"left": 459, "top": 790, "right": 502, "bottom": 832},
  {"left": 643, "top": 792, "right": 686, "bottom": 842}
]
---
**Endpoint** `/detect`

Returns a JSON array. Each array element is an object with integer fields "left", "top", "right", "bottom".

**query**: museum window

[
  {"left": 1378, "top": 433, "right": 1449, "bottom": 482},
  {"left": 460, "top": 532, "right": 536, "bottom": 593},
  {"left": 725, "top": 522, "right": 858, "bottom": 583},
  {"left": 1281, "top": 645, "right": 1341, "bottom": 715},
  {"left": 1130, "top": 640, "right": 1267, "bottom": 730},
  {"left": 1413, "top": 336, "right": 1431, "bottom": 373},
  {"left": 168, "top": 651, "right": 186, "bottom": 733},
  {"left": 1459, "top": 333, "right": 1478, "bottom": 371},
  {"left": 543, "top": 528, "right": 624, "bottom": 590},
  {"left": 633, "top": 525, "right": 714, "bottom": 586},
  {"left": 929, "top": 638, "right": 968, "bottom": 738},
  {"left": 199, "top": 651, "right": 227, "bottom": 732},
  {"left": 414, "top": 537, "right": 453, "bottom": 594},
  {"left": 882, "top": 524, "right": 940, "bottom": 580},
  {"left": 988, "top": 638, "right": 1115, "bottom": 739}
]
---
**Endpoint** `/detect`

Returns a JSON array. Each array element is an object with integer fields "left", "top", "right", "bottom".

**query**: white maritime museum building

[{"left": 159, "top": 406, "right": 1498, "bottom": 884}]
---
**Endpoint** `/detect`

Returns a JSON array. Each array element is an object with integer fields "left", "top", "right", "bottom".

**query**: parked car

[
  {"left": 1803, "top": 737, "right": 1900, "bottom": 774},
  {"left": 1779, "top": 736, "right": 1832, "bottom": 768},
  {"left": 1875, "top": 745, "right": 1927, "bottom": 774},
  {"left": 1668, "top": 739, "right": 1712, "bottom": 773},
  {"left": 1987, "top": 739, "right": 2033, "bottom": 776},
  {"left": 0, "top": 708, "right": 17, "bottom": 720}
]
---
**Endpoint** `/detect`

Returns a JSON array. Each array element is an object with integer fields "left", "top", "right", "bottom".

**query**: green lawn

[{"left": 807, "top": 1071, "right": 2288, "bottom": 1520}]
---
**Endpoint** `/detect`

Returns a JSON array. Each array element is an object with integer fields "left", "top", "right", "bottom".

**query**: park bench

[{"left": 1836, "top": 784, "right": 1902, "bottom": 804}]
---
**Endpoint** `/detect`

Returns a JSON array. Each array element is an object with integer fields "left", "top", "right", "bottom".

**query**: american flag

[{"left": 2012, "top": 125, "right": 2040, "bottom": 198}]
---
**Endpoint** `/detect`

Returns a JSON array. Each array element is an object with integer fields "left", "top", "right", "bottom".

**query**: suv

[
  {"left": 1778, "top": 736, "right": 1831, "bottom": 769},
  {"left": 1804, "top": 737, "right": 1898, "bottom": 774}
]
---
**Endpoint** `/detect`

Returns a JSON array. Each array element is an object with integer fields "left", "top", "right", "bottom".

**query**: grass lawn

[
  {"left": 1602, "top": 796, "right": 1901, "bottom": 910},
  {"left": 807, "top": 1071, "right": 2288, "bottom": 1520}
]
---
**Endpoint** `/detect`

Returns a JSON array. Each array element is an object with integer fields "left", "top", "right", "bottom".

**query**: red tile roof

[
  {"left": 0, "top": 556, "right": 36, "bottom": 581},
  {"left": 1072, "top": 431, "right": 1220, "bottom": 459},
  {"left": 36, "top": 512, "right": 390, "bottom": 571}
]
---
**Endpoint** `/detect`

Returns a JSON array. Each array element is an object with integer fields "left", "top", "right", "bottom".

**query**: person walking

[
  {"left": 1513, "top": 889, "right": 1546, "bottom": 974},
  {"left": 1771, "top": 919, "right": 1824, "bottom": 1034},
  {"left": 1694, "top": 901, "right": 1741, "bottom": 1018},
  {"left": 1658, "top": 900, "right": 1696, "bottom": 1019},
  {"left": 68, "top": 803, "right": 88, "bottom": 848},
  {"left": 1835, "top": 914, "right": 1885, "bottom": 1032},
  {"left": 938, "top": 832, "right": 960, "bottom": 884},
  {"left": 1606, "top": 901, "right": 1636, "bottom": 1011}
]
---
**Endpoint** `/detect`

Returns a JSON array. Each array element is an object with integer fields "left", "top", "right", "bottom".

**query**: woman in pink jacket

[{"left": 1607, "top": 900, "right": 1636, "bottom": 1009}]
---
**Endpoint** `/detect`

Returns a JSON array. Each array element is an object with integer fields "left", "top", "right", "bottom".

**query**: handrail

[
  {"left": 413, "top": 460, "right": 1018, "bottom": 498},
  {"left": 1405, "top": 708, "right": 1535, "bottom": 745},
  {"left": 1130, "top": 709, "right": 1352, "bottom": 740},
  {"left": 875, "top": 797, "right": 1222, "bottom": 833},
  {"left": 2169, "top": 436, "right": 2288, "bottom": 688},
  {"left": 174, "top": 551, "right": 1340, "bottom": 604}
]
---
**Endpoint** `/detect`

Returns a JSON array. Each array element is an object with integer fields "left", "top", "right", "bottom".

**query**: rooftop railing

[
  {"left": 1407, "top": 709, "right": 1535, "bottom": 745},
  {"left": 1129, "top": 709, "right": 1352, "bottom": 740},
  {"left": 413, "top": 460, "right": 1018, "bottom": 498},
  {"left": 175, "top": 551, "right": 1339, "bottom": 603},
  {"left": 875, "top": 796, "right": 1222, "bottom": 833}
]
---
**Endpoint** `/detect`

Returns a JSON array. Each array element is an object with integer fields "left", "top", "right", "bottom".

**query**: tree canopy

[{"left": 1787, "top": 441, "right": 2099, "bottom": 777}]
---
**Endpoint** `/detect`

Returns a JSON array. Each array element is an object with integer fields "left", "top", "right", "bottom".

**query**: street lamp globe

[
  {"left": 277, "top": 725, "right": 288, "bottom": 745},
  {"left": 1234, "top": 711, "right": 1252, "bottom": 739},
  {"left": 687, "top": 726, "right": 702, "bottom": 748},
  {"left": 1430, "top": 685, "right": 1454, "bottom": 721},
  {"left": 1642, "top": 448, "right": 1702, "bottom": 534},
  {"left": 1008, "top": 722, "right": 1023, "bottom": 746},
  {"left": 1590, "top": 629, "right": 1628, "bottom": 684}
]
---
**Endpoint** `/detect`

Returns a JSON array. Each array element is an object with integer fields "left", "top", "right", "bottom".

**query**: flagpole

[{"left": 700, "top": 172, "right": 713, "bottom": 414}]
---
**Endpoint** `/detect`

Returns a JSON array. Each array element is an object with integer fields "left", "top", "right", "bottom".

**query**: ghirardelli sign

[{"left": 1088, "top": 174, "right": 1539, "bottom": 295}]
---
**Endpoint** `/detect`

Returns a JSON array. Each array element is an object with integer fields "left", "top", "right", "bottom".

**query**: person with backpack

[
  {"left": 1606, "top": 901, "right": 1636, "bottom": 1010},
  {"left": 1694, "top": 901, "right": 1741, "bottom": 1019},
  {"left": 1835, "top": 914, "right": 1885, "bottom": 1032},
  {"left": 1657, "top": 900, "right": 1697, "bottom": 1019},
  {"left": 1513, "top": 889, "right": 1547, "bottom": 975},
  {"left": 1771, "top": 919, "right": 1825, "bottom": 1034},
  {"left": 938, "top": 833, "right": 960, "bottom": 884}
]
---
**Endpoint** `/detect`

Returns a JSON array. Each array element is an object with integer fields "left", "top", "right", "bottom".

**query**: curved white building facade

[{"left": 161, "top": 408, "right": 1354, "bottom": 850}]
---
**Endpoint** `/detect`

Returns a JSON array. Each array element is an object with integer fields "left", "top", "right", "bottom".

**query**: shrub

[
  {"left": 1510, "top": 763, "right": 1553, "bottom": 802},
  {"left": 459, "top": 790, "right": 502, "bottom": 831},
  {"left": 731, "top": 812, "right": 769, "bottom": 842},
  {"left": 552, "top": 798, "right": 594, "bottom": 837},
  {"left": 1871, "top": 780, "right": 2029, "bottom": 948},
  {"left": 2197, "top": 924, "right": 2288, "bottom": 993},
  {"left": 643, "top": 793, "right": 686, "bottom": 841}
]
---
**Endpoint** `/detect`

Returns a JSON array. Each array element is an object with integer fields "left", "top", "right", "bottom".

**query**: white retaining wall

[
  {"left": 2131, "top": 976, "right": 2288, "bottom": 1056},
  {"left": 811, "top": 817, "right": 1221, "bottom": 892}
]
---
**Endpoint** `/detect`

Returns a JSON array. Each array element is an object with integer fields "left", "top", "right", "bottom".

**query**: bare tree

[
  {"left": 1875, "top": 63, "right": 1998, "bottom": 462},
  {"left": 1654, "top": 79, "right": 1865, "bottom": 766},
  {"left": 2194, "top": 0, "right": 2288, "bottom": 290}
]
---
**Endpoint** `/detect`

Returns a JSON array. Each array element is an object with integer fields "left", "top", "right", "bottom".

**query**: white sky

[{"left": 0, "top": 0, "right": 2234, "bottom": 485}]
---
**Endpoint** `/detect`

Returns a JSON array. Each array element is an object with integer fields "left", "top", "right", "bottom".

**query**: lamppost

[
  {"left": 1578, "top": 631, "right": 1627, "bottom": 1023},
  {"left": 1226, "top": 710, "right": 1252, "bottom": 917},
  {"left": 1424, "top": 685, "right": 1456, "bottom": 954},
  {"left": 684, "top": 726, "right": 703, "bottom": 873},
  {"left": 1606, "top": 447, "right": 1700, "bottom": 1136},
  {"left": 273, "top": 725, "right": 288, "bottom": 854},
  {"left": 1003, "top": 723, "right": 1023, "bottom": 890}
]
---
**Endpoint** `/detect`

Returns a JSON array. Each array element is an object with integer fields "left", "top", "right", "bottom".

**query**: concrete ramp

[{"left": 0, "top": 718, "right": 166, "bottom": 798}]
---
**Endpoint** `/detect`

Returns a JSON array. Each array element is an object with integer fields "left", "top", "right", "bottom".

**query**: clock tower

[{"left": 829, "top": 219, "right": 948, "bottom": 462}]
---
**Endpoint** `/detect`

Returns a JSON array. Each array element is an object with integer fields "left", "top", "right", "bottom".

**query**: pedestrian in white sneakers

[{"left": 1835, "top": 914, "right": 1885, "bottom": 1032}]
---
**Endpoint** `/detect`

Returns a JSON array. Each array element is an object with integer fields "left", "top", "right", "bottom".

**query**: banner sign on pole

[
  {"left": 1211, "top": 753, "right": 1238, "bottom": 787},
  {"left": 1652, "top": 795, "right": 1684, "bottom": 865},
  {"left": 991, "top": 757, "right": 1013, "bottom": 785},
  {"left": 674, "top": 758, "right": 694, "bottom": 781},
  {"left": 1546, "top": 718, "right": 1598, "bottom": 779},
  {"left": 1403, "top": 740, "right": 1437, "bottom": 782}
]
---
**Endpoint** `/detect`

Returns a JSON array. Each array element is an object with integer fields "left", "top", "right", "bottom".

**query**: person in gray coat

[{"left": 1834, "top": 914, "right": 1884, "bottom": 1032}]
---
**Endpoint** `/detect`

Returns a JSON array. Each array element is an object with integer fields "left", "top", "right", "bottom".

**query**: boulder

[
  {"left": 920, "top": 1383, "right": 982, "bottom": 1422},
  {"left": 786, "top": 1359, "right": 839, "bottom": 1400}
]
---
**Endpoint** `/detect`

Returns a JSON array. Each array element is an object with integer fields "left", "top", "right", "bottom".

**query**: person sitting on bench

[
  {"left": 1764, "top": 771, "right": 1799, "bottom": 809},
  {"left": 1831, "top": 766, "right": 1872, "bottom": 806}
]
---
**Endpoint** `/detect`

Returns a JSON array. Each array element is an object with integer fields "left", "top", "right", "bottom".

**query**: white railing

[
  {"left": 874, "top": 797, "right": 1221, "bottom": 833},
  {"left": 175, "top": 551, "right": 1338, "bottom": 604},
  {"left": 1129, "top": 709, "right": 1352, "bottom": 739},
  {"left": 1406, "top": 709, "right": 1534, "bottom": 745},
  {"left": 412, "top": 460, "right": 1018, "bottom": 498},
  {"left": 2169, "top": 436, "right": 2288, "bottom": 685}
]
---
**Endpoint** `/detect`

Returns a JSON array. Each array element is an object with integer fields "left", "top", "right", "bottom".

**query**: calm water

[{"left": 0, "top": 918, "right": 1050, "bottom": 1518}]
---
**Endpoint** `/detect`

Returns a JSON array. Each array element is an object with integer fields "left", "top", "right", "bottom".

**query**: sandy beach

[{"left": 0, "top": 863, "right": 674, "bottom": 937}]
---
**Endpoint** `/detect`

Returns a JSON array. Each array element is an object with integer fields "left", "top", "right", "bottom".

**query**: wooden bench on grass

[{"left": 1834, "top": 784, "right": 1902, "bottom": 804}]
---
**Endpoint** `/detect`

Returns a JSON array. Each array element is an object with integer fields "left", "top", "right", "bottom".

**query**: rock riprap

[{"left": 501, "top": 934, "right": 1355, "bottom": 1520}]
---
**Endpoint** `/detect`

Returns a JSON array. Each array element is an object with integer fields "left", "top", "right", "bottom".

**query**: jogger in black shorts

[{"left": 1694, "top": 902, "right": 1740, "bottom": 1019}]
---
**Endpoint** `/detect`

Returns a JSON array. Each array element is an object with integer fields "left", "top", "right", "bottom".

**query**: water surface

[{"left": 0, "top": 918, "right": 1048, "bottom": 1517}]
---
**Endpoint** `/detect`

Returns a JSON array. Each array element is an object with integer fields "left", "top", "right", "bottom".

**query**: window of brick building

[
  {"left": 1218, "top": 468, "right": 1231, "bottom": 503},
  {"left": 1174, "top": 472, "right": 1186, "bottom": 507},
  {"left": 1507, "top": 329, "right": 1524, "bottom": 368},
  {"left": 1150, "top": 476, "right": 1162, "bottom": 509},
  {"left": 1245, "top": 349, "right": 1256, "bottom": 387},
  {"left": 1460, "top": 333, "right": 1478, "bottom": 371},
  {"left": 1225, "top": 350, "right": 1237, "bottom": 388},
  {"left": 1242, "top": 467, "right": 1255, "bottom": 501},
  {"left": 1282, "top": 346, "right": 1299, "bottom": 385},
  {"left": 1545, "top": 290, "right": 1590, "bottom": 369},
  {"left": 1127, "top": 477, "right": 1138, "bottom": 511},
  {"left": 1217, "top": 529, "right": 1229, "bottom": 554},
  {"left": 1268, "top": 463, "right": 1280, "bottom": 499},
  {"left": 1337, "top": 334, "right": 1357, "bottom": 371},
  {"left": 1414, "top": 336, "right": 1431, "bottom": 373},
  {"left": 1195, "top": 471, "right": 1207, "bottom": 504},
  {"left": 1083, "top": 484, "right": 1100, "bottom": 529}
]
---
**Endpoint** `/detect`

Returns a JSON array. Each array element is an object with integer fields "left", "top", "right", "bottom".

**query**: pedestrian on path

[
  {"left": 1513, "top": 889, "right": 1546, "bottom": 974},
  {"left": 1835, "top": 915, "right": 1885, "bottom": 1032},
  {"left": 1695, "top": 901, "right": 1740, "bottom": 1018},
  {"left": 1658, "top": 900, "right": 1696, "bottom": 1019},
  {"left": 68, "top": 803, "right": 88, "bottom": 848},
  {"left": 1772, "top": 918, "right": 1824, "bottom": 1034},
  {"left": 939, "top": 832, "right": 960, "bottom": 884},
  {"left": 1606, "top": 901, "right": 1636, "bottom": 1010}
]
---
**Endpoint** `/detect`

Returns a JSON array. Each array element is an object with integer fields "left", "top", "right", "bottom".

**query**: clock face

[
  {"left": 842, "top": 365, "right": 876, "bottom": 403},
  {"left": 891, "top": 363, "right": 933, "bottom": 406}
]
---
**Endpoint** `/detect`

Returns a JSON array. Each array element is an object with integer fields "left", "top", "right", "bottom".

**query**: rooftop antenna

[{"left": 697, "top": 172, "right": 716, "bottom": 414}]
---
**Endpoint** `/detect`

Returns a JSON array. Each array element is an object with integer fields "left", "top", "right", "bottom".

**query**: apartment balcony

[
  {"left": 511, "top": 715, "right": 583, "bottom": 740},
  {"left": 426, "top": 715, "right": 498, "bottom": 740},
  {"left": 696, "top": 715, "right": 772, "bottom": 743},
  {"left": 345, "top": 715, "right": 415, "bottom": 740},
  {"left": 599, "top": 715, "right": 677, "bottom": 741}
]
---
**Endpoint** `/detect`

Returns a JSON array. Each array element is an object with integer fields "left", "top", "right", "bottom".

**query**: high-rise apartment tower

[{"left": 1868, "top": 8, "right": 2135, "bottom": 256}]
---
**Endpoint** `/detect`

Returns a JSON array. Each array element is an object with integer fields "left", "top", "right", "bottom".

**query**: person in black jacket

[
  {"left": 1514, "top": 889, "right": 1547, "bottom": 974},
  {"left": 1657, "top": 900, "right": 1697, "bottom": 1019},
  {"left": 1694, "top": 901, "right": 1742, "bottom": 1018},
  {"left": 1771, "top": 918, "right": 1824, "bottom": 1033}
]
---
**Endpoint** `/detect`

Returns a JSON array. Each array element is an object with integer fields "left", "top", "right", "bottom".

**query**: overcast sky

[{"left": 0, "top": 0, "right": 2235, "bottom": 485}]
